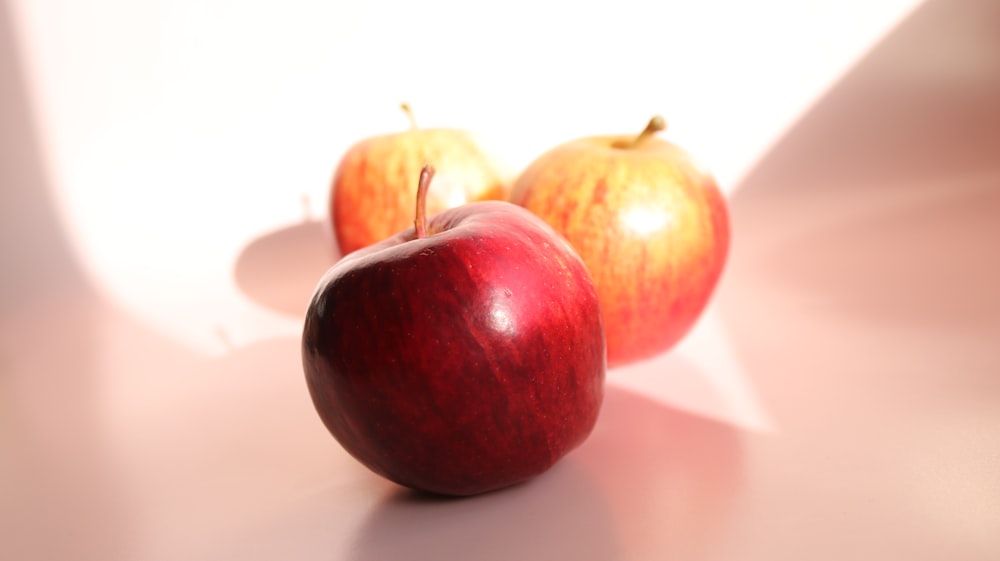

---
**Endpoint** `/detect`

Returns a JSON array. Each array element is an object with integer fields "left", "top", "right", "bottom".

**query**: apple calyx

[
  {"left": 401, "top": 102, "right": 419, "bottom": 131},
  {"left": 414, "top": 165, "right": 435, "bottom": 239},
  {"left": 615, "top": 115, "right": 667, "bottom": 149}
]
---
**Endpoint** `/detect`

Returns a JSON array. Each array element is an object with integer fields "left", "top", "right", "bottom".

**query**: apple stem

[
  {"left": 624, "top": 115, "right": 667, "bottom": 149},
  {"left": 414, "top": 165, "right": 435, "bottom": 239},
  {"left": 401, "top": 102, "right": 418, "bottom": 131}
]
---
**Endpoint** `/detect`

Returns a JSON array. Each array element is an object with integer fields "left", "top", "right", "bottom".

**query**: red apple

[
  {"left": 303, "top": 166, "right": 606, "bottom": 496},
  {"left": 330, "top": 104, "right": 506, "bottom": 256},
  {"left": 509, "top": 116, "right": 729, "bottom": 368}
]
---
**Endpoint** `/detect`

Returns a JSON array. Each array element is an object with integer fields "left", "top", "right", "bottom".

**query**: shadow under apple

[
  {"left": 233, "top": 220, "right": 339, "bottom": 317},
  {"left": 721, "top": 0, "right": 1000, "bottom": 331},
  {"left": 350, "top": 385, "right": 745, "bottom": 561},
  {"left": 702, "top": 3, "right": 1000, "bottom": 552},
  {"left": 349, "top": 460, "right": 619, "bottom": 561},
  {"left": 573, "top": 386, "right": 745, "bottom": 560},
  {"left": 750, "top": 179, "right": 1000, "bottom": 330},
  {"left": 711, "top": 0, "right": 1000, "bottom": 427}
]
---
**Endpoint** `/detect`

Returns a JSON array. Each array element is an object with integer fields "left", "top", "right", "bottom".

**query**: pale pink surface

[{"left": 3, "top": 0, "right": 1000, "bottom": 560}]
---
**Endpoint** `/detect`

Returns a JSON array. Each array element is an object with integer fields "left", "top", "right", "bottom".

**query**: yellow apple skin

[
  {"left": 331, "top": 129, "right": 506, "bottom": 256},
  {"left": 510, "top": 134, "right": 729, "bottom": 368}
]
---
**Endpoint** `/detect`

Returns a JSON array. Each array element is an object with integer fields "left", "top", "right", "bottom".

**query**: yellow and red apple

[
  {"left": 330, "top": 104, "right": 506, "bottom": 256},
  {"left": 509, "top": 116, "right": 729, "bottom": 367}
]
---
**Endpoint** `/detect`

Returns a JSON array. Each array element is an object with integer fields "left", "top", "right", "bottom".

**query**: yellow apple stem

[
  {"left": 624, "top": 115, "right": 667, "bottom": 149},
  {"left": 414, "top": 165, "right": 435, "bottom": 239},
  {"left": 401, "top": 102, "right": 418, "bottom": 131}
]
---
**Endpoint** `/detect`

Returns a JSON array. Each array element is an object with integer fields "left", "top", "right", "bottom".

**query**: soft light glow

[
  {"left": 621, "top": 206, "right": 672, "bottom": 236},
  {"left": 446, "top": 189, "right": 468, "bottom": 209},
  {"left": 488, "top": 299, "right": 516, "bottom": 335}
]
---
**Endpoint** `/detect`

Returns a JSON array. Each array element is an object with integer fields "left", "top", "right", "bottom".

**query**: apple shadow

[
  {"left": 348, "top": 459, "right": 618, "bottom": 561},
  {"left": 751, "top": 181, "right": 1000, "bottom": 330},
  {"left": 572, "top": 386, "right": 745, "bottom": 560},
  {"left": 721, "top": 0, "right": 1000, "bottom": 330},
  {"left": 233, "top": 219, "right": 340, "bottom": 317},
  {"left": 349, "top": 385, "right": 744, "bottom": 561},
  {"left": 709, "top": 0, "right": 1000, "bottom": 451}
]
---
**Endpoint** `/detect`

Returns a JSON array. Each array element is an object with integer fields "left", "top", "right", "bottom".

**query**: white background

[{"left": 9, "top": 0, "right": 918, "bottom": 355}]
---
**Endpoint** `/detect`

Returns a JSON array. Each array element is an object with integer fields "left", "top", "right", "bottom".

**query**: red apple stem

[
  {"left": 625, "top": 115, "right": 667, "bottom": 149},
  {"left": 401, "top": 102, "right": 418, "bottom": 131},
  {"left": 414, "top": 165, "right": 435, "bottom": 239}
]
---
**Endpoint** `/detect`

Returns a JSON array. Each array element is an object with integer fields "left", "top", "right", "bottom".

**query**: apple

[
  {"left": 303, "top": 166, "right": 606, "bottom": 496},
  {"left": 509, "top": 116, "right": 729, "bottom": 368},
  {"left": 330, "top": 104, "right": 507, "bottom": 256}
]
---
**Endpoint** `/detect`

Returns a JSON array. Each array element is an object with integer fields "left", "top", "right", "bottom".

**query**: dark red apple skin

[{"left": 302, "top": 201, "right": 606, "bottom": 496}]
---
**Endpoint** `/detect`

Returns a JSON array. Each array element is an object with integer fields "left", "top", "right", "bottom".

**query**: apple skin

[
  {"left": 302, "top": 201, "right": 606, "bottom": 496},
  {"left": 509, "top": 130, "right": 729, "bottom": 368},
  {"left": 331, "top": 128, "right": 506, "bottom": 256}
]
